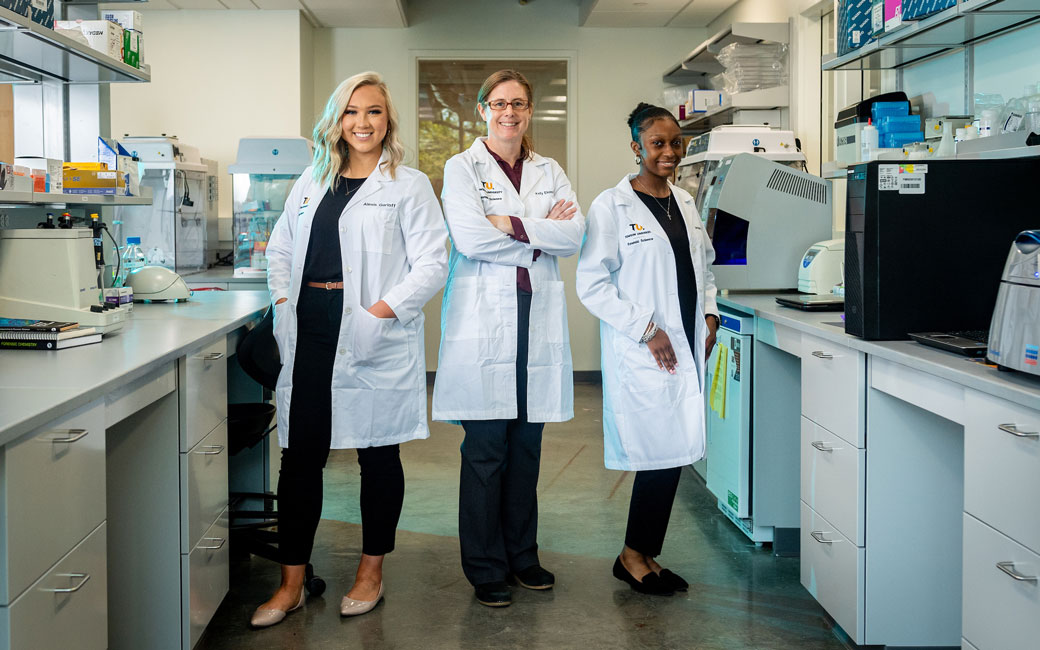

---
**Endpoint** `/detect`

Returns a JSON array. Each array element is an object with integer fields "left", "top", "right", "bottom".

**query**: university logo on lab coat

[{"left": 482, "top": 181, "right": 494, "bottom": 190}]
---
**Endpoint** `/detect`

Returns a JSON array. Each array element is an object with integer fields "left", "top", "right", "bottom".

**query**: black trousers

[
  {"left": 624, "top": 467, "right": 682, "bottom": 557},
  {"left": 458, "top": 291, "right": 544, "bottom": 586},
  {"left": 278, "top": 286, "right": 405, "bottom": 565}
]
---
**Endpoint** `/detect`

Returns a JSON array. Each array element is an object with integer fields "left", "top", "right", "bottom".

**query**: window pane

[{"left": 418, "top": 59, "right": 568, "bottom": 197}]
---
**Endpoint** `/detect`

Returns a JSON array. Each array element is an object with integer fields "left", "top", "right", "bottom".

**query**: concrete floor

[{"left": 199, "top": 383, "right": 853, "bottom": 650}]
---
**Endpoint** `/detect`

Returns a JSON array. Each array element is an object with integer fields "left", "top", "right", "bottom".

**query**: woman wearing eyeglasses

[{"left": 432, "top": 69, "right": 585, "bottom": 608}]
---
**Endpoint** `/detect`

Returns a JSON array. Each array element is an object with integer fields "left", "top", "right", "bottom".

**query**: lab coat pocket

[
  {"left": 535, "top": 280, "right": 568, "bottom": 344},
  {"left": 352, "top": 309, "right": 410, "bottom": 369},
  {"left": 616, "top": 335, "right": 673, "bottom": 393},
  {"left": 356, "top": 209, "right": 396, "bottom": 255},
  {"left": 441, "top": 276, "right": 489, "bottom": 341}
]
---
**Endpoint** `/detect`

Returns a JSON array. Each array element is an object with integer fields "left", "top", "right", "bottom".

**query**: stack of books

[{"left": 0, "top": 319, "right": 103, "bottom": 351}]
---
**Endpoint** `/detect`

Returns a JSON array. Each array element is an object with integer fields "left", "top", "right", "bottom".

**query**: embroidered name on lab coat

[{"left": 362, "top": 202, "right": 397, "bottom": 208}]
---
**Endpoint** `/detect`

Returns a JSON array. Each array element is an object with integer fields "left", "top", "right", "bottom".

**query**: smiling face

[
  {"left": 341, "top": 83, "right": 389, "bottom": 159},
  {"left": 477, "top": 80, "right": 532, "bottom": 149},
  {"left": 631, "top": 116, "right": 683, "bottom": 180}
]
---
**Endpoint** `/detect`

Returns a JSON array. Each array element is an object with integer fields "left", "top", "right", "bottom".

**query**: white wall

[
  {"left": 317, "top": 0, "right": 707, "bottom": 370},
  {"left": 110, "top": 11, "right": 311, "bottom": 246}
]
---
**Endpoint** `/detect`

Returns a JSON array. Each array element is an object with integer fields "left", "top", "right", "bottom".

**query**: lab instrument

[
  {"left": 700, "top": 153, "right": 832, "bottom": 291},
  {"left": 228, "top": 137, "right": 312, "bottom": 278},
  {"left": 987, "top": 230, "right": 1040, "bottom": 376},
  {"left": 798, "top": 238, "right": 844, "bottom": 295}
]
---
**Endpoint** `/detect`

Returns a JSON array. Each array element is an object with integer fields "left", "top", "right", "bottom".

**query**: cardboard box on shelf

[
  {"left": 2, "top": 164, "right": 32, "bottom": 193},
  {"left": 29, "top": 0, "right": 52, "bottom": 29},
  {"left": 102, "top": 10, "right": 142, "bottom": 32},
  {"left": 902, "top": 0, "right": 956, "bottom": 20},
  {"left": 63, "top": 169, "right": 125, "bottom": 195},
  {"left": 123, "top": 30, "right": 140, "bottom": 68},
  {"left": 839, "top": 0, "right": 874, "bottom": 56},
  {"left": 117, "top": 156, "right": 139, "bottom": 196},
  {"left": 16, "top": 156, "right": 63, "bottom": 193},
  {"left": 691, "top": 89, "right": 723, "bottom": 113},
  {"left": 98, "top": 136, "right": 132, "bottom": 171},
  {"left": 54, "top": 19, "right": 123, "bottom": 62}
]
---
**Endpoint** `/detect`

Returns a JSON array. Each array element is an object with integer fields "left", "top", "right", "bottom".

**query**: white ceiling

[
  {"left": 579, "top": 0, "right": 741, "bottom": 27},
  {"left": 132, "top": 0, "right": 410, "bottom": 28},
  {"left": 126, "top": 0, "right": 736, "bottom": 28}
]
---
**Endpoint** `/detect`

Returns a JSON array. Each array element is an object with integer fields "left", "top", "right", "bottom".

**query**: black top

[
  {"left": 302, "top": 177, "right": 366, "bottom": 283},
  {"left": 634, "top": 189, "right": 699, "bottom": 349}
]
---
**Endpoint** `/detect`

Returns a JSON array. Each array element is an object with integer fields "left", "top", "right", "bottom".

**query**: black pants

[
  {"left": 278, "top": 286, "right": 405, "bottom": 565},
  {"left": 624, "top": 467, "right": 682, "bottom": 557},
  {"left": 458, "top": 291, "right": 544, "bottom": 586}
]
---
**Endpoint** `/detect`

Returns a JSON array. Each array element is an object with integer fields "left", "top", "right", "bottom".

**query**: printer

[{"left": 987, "top": 230, "right": 1040, "bottom": 376}]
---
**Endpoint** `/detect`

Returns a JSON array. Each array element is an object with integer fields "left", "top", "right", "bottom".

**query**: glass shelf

[{"left": 0, "top": 6, "right": 150, "bottom": 84}]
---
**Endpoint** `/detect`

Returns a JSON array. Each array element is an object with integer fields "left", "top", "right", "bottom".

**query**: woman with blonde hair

[
  {"left": 433, "top": 69, "right": 585, "bottom": 607},
  {"left": 255, "top": 71, "right": 448, "bottom": 626}
]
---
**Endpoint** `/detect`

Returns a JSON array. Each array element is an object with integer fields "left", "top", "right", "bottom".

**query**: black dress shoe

[
  {"left": 612, "top": 557, "right": 674, "bottom": 596},
  {"left": 658, "top": 569, "right": 689, "bottom": 592},
  {"left": 511, "top": 564, "right": 555, "bottom": 590},
  {"left": 474, "top": 581, "right": 511, "bottom": 607}
]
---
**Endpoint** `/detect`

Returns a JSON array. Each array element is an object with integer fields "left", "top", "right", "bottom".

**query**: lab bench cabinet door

[
  {"left": 800, "top": 333, "right": 865, "bottom": 448},
  {"left": 6, "top": 523, "right": 107, "bottom": 650},
  {"left": 1, "top": 399, "right": 106, "bottom": 604},
  {"left": 182, "top": 510, "right": 229, "bottom": 650},
  {"left": 178, "top": 337, "right": 228, "bottom": 452},
  {"left": 964, "top": 390, "right": 1040, "bottom": 555},
  {"left": 181, "top": 420, "right": 229, "bottom": 553},
  {"left": 962, "top": 514, "right": 1039, "bottom": 650},
  {"left": 800, "top": 501, "right": 865, "bottom": 644},
  {"left": 800, "top": 417, "right": 866, "bottom": 546}
]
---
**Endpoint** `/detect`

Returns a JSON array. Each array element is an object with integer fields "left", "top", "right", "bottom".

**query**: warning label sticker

[{"left": 879, "top": 165, "right": 899, "bottom": 191}]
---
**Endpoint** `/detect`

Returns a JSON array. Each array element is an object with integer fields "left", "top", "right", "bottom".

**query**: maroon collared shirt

[{"left": 483, "top": 141, "right": 540, "bottom": 294}]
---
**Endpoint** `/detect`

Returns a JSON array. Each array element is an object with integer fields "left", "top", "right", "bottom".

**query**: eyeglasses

[{"left": 485, "top": 99, "right": 530, "bottom": 111}]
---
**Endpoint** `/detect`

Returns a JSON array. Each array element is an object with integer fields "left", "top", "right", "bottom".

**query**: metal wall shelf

[
  {"left": 0, "top": 6, "right": 150, "bottom": 84},
  {"left": 822, "top": 0, "right": 1040, "bottom": 72},
  {"left": 664, "top": 22, "right": 789, "bottom": 85},
  {"left": 678, "top": 85, "right": 789, "bottom": 133},
  {"left": 0, "top": 188, "right": 153, "bottom": 206}
]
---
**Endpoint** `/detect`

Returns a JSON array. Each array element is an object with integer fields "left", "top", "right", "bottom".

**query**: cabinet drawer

[
  {"left": 182, "top": 511, "right": 229, "bottom": 650},
  {"left": 800, "top": 333, "right": 865, "bottom": 447},
  {"left": 5, "top": 522, "right": 107, "bottom": 650},
  {"left": 2, "top": 400, "right": 106, "bottom": 604},
  {"left": 800, "top": 417, "right": 865, "bottom": 546},
  {"left": 179, "top": 337, "right": 228, "bottom": 451},
  {"left": 964, "top": 390, "right": 1040, "bottom": 554},
  {"left": 800, "top": 501, "right": 864, "bottom": 644},
  {"left": 962, "top": 514, "right": 1039, "bottom": 650},
  {"left": 182, "top": 420, "right": 228, "bottom": 553}
]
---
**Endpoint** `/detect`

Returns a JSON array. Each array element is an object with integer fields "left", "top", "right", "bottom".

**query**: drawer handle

[
  {"left": 810, "top": 531, "right": 834, "bottom": 545},
  {"left": 194, "top": 445, "right": 225, "bottom": 456},
  {"left": 193, "top": 351, "right": 225, "bottom": 361},
  {"left": 998, "top": 423, "right": 1039, "bottom": 439},
  {"left": 199, "top": 537, "right": 226, "bottom": 551},
  {"left": 811, "top": 441, "right": 837, "bottom": 452},
  {"left": 811, "top": 350, "right": 833, "bottom": 359},
  {"left": 45, "top": 428, "right": 89, "bottom": 443},
  {"left": 40, "top": 573, "right": 91, "bottom": 593},
  {"left": 996, "top": 561, "right": 1038, "bottom": 583}
]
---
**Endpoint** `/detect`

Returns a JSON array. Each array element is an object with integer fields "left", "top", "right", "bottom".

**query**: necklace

[{"left": 633, "top": 176, "right": 672, "bottom": 220}]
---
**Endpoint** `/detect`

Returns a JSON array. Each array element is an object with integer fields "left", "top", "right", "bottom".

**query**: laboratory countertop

[
  {"left": 183, "top": 268, "right": 265, "bottom": 284},
  {"left": 0, "top": 291, "right": 270, "bottom": 447},
  {"left": 718, "top": 293, "right": 1040, "bottom": 413}
]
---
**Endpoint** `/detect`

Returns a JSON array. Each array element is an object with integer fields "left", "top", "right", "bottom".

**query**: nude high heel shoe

[{"left": 250, "top": 587, "right": 305, "bottom": 628}]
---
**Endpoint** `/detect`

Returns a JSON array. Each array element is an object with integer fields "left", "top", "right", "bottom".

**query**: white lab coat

[
  {"left": 576, "top": 175, "right": 719, "bottom": 471},
  {"left": 267, "top": 153, "right": 448, "bottom": 448},
  {"left": 432, "top": 138, "right": 585, "bottom": 422}
]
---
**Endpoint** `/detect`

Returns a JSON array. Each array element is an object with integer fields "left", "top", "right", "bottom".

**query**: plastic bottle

[
  {"left": 121, "top": 237, "right": 148, "bottom": 285},
  {"left": 979, "top": 109, "right": 998, "bottom": 138},
  {"left": 935, "top": 120, "right": 955, "bottom": 157},
  {"left": 861, "top": 118, "right": 879, "bottom": 162}
]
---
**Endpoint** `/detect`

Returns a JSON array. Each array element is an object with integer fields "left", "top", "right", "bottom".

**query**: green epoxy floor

[{"left": 199, "top": 383, "right": 853, "bottom": 649}]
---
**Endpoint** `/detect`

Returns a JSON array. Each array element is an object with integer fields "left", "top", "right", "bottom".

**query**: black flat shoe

[
  {"left": 474, "top": 581, "right": 511, "bottom": 607},
  {"left": 658, "top": 569, "right": 689, "bottom": 592},
  {"left": 612, "top": 557, "right": 674, "bottom": 596},
  {"left": 510, "top": 564, "right": 555, "bottom": 590}
]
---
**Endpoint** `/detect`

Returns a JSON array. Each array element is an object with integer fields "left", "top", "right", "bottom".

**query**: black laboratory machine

[{"left": 843, "top": 158, "right": 1040, "bottom": 340}]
